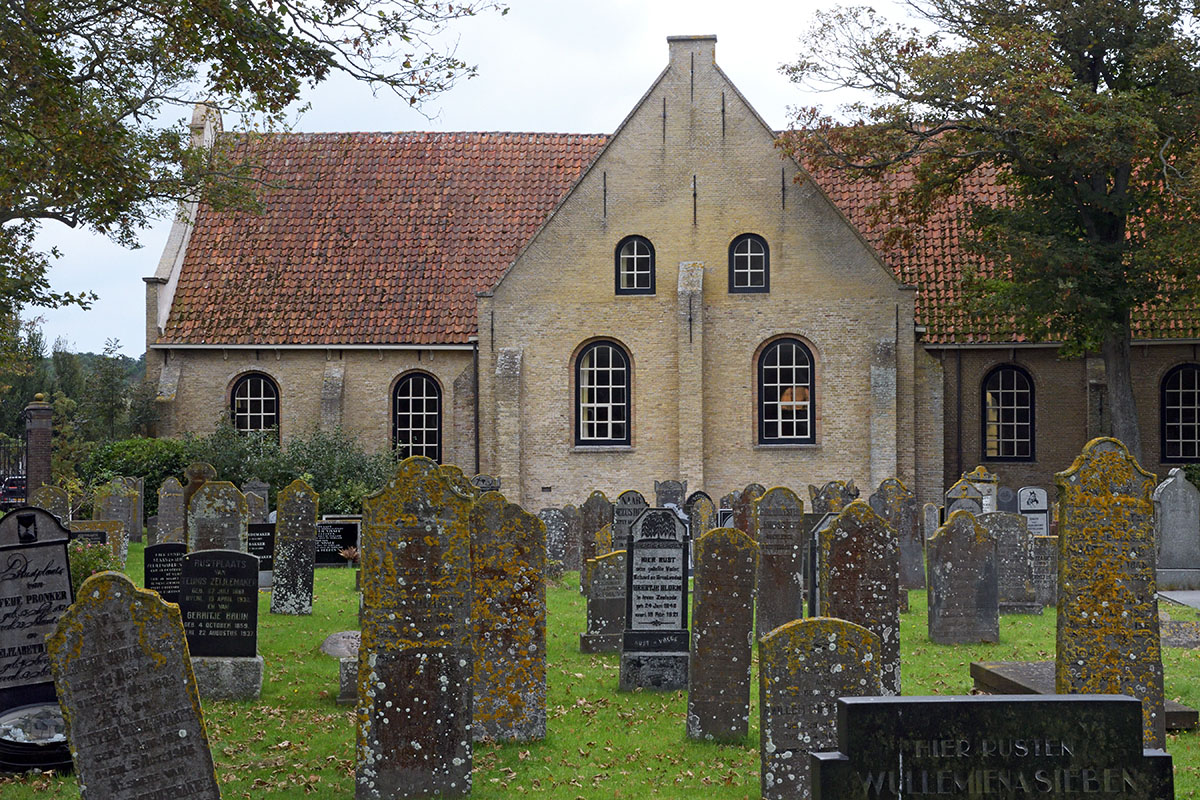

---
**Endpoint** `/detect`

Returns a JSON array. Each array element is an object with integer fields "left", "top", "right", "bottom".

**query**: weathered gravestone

[
  {"left": 594, "top": 523, "right": 613, "bottom": 555},
  {"left": 580, "top": 490, "right": 612, "bottom": 570},
  {"left": 144, "top": 542, "right": 187, "bottom": 604},
  {"left": 753, "top": 487, "right": 806, "bottom": 638},
  {"left": 1033, "top": 534, "right": 1059, "bottom": 607},
  {"left": 47, "top": 572, "right": 220, "bottom": 799},
  {"left": 179, "top": 549, "right": 262, "bottom": 700},
  {"left": 760, "top": 618, "right": 882, "bottom": 800},
  {"left": 580, "top": 551, "right": 626, "bottom": 653},
  {"left": 869, "top": 478, "right": 922, "bottom": 589},
  {"left": 963, "top": 465, "right": 1000, "bottom": 513},
  {"left": 181, "top": 462, "right": 216, "bottom": 544},
  {"left": 808, "top": 480, "right": 859, "bottom": 514},
  {"left": 620, "top": 508, "right": 689, "bottom": 691},
  {"left": 67, "top": 519, "right": 125, "bottom": 565},
  {"left": 922, "top": 502, "right": 940, "bottom": 541},
  {"left": 28, "top": 486, "right": 68, "bottom": 524},
  {"left": 120, "top": 476, "right": 145, "bottom": 540},
  {"left": 242, "top": 479, "right": 270, "bottom": 524},
  {"left": 944, "top": 478, "right": 985, "bottom": 516},
  {"left": 612, "top": 490, "right": 649, "bottom": 552},
  {"left": 980, "top": 511, "right": 1041, "bottom": 614},
  {"left": 357, "top": 456, "right": 473, "bottom": 799},
  {"left": 687, "top": 528, "right": 757, "bottom": 742},
  {"left": 1056, "top": 437, "right": 1166, "bottom": 749},
  {"left": 561, "top": 504, "right": 582, "bottom": 573},
  {"left": 654, "top": 479, "right": 687, "bottom": 508},
  {"left": 271, "top": 479, "right": 318, "bottom": 615},
  {"left": 95, "top": 478, "right": 139, "bottom": 545},
  {"left": 470, "top": 474, "right": 501, "bottom": 493},
  {"left": 811, "top": 695, "right": 1173, "bottom": 799},
  {"left": 539, "top": 507, "right": 569, "bottom": 580},
  {"left": 997, "top": 484, "right": 1018, "bottom": 513},
  {"left": 927, "top": 509, "right": 999, "bottom": 644},
  {"left": 470, "top": 492, "right": 546, "bottom": 742},
  {"left": 734, "top": 483, "right": 766, "bottom": 539},
  {"left": 1018, "top": 486, "right": 1050, "bottom": 537},
  {"left": 156, "top": 477, "right": 186, "bottom": 544},
  {"left": 816, "top": 501, "right": 901, "bottom": 694},
  {"left": 315, "top": 519, "right": 359, "bottom": 566},
  {"left": 439, "top": 463, "right": 477, "bottom": 499},
  {"left": 67, "top": 525, "right": 107, "bottom": 548},
  {"left": 187, "top": 481, "right": 248, "bottom": 552},
  {"left": 684, "top": 491, "right": 716, "bottom": 540},
  {"left": 1154, "top": 468, "right": 1200, "bottom": 590},
  {"left": 247, "top": 522, "right": 274, "bottom": 587}
]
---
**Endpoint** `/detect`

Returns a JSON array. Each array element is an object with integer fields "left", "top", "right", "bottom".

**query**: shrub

[
  {"left": 66, "top": 539, "right": 124, "bottom": 597},
  {"left": 81, "top": 437, "right": 191, "bottom": 517}
]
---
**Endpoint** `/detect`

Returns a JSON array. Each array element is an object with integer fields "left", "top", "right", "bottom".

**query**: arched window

[
  {"left": 394, "top": 372, "right": 442, "bottom": 463},
  {"left": 615, "top": 235, "right": 655, "bottom": 295},
  {"left": 575, "top": 341, "right": 631, "bottom": 446},
  {"left": 230, "top": 373, "right": 280, "bottom": 433},
  {"left": 729, "top": 233, "right": 769, "bottom": 293},
  {"left": 758, "top": 338, "right": 814, "bottom": 444},
  {"left": 1162, "top": 364, "right": 1200, "bottom": 462},
  {"left": 982, "top": 365, "right": 1034, "bottom": 461}
]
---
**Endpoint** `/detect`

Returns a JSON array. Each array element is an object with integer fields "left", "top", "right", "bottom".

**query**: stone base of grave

[
  {"left": 618, "top": 652, "right": 688, "bottom": 691},
  {"left": 192, "top": 655, "right": 264, "bottom": 701},
  {"left": 258, "top": 570, "right": 273, "bottom": 589},
  {"left": 579, "top": 632, "right": 621, "bottom": 653},
  {"left": 899, "top": 590, "right": 909, "bottom": 614},
  {"left": 1158, "top": 568, "right": 1200, "bottom": 591},
  {"left": 999, "top": 601, "right": 1044, "bottom": 615},
  {"left": 336, "top": 657, "right": 356, "bottom": 705}
]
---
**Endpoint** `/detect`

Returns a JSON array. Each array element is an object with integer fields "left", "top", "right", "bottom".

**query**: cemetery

[{"left": 0, "top": 440, "right": 1198, "bottom": 798}]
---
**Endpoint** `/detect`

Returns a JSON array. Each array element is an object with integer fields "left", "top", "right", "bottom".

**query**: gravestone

[
  {"left": 927, "top": 510, "right": 999, "bottom": 644},
  {"left": 805, "top": 512, "right": 837, "bottom": 616},
  {"left": 1056, "top": 437, "right": 1165, "bottom": 749},
  {"left": 242, "top": 479, "right": 270, "bottom": 525},
  {"left": 922, "top": 502, "right": 940, "bottom": 541},
  {"left": 753, "top": 487, "right": 806, "bottom": 638},
  {"left": 561, "top": 504, "right": 583, "bottom": 573},
  {"left": 181, "top": 462, "right": 216, "bottom": 544},
  {"left": 1018, "top": 486, "right": 1050, "bottom": 537},
  {"left": 67, "top": 525, "right": 107, "bottom": 547},
  {"left": 357, "top": 456, "right": 474, "bottom": 799},
  {"left": 95, "top": 478, "right": 139, "bottom": 544},
  {"left": 811, "top": 695, "right": 1173, "bottom": 800},
  {"left": 67, "top": 519, "right": 126, "bottom": 565},
  {"left": 470, "top": 492, "right": 546, "bottom": 742},
  {"left": 579, "top": 491, "right": 612, "bottom": 588},
  {"left": 654, "top": 479, "right": 687, "bottom": 507},
  {"left": 144, "top": 542, "right": 187, "bottom": 603},
  {"left": 539, "top": 507, "right": 569, "bottom": 580},
  {"left": 28, "top": 486, "right": 68, "bottom": 523},
  {"left": 120, "top": 476, "right": 145, "bottom": 540},
  {"left": 470, "top": 474, "right": 501, "bottom": 493},
  {"left": 808, "top": 479, "right": 859, "bottom": 514},
  {"left": 580, "top": 551, "right": 626, "bottom": 653},
  {"left": 619, "top": 508, "right": 689, "bottom": 691},
  {"left": 734, "top": 484, "right": 766, "bottom": 539},
  {"left": 962, "top": 465, "right": 1000, "bottom": 512},
  {"left": 868, "top": 478, "right": 922, "bottom": 589},
  {"left": 997, "top": 484, "right": 1018, "bottom": 513},
  {"left": 315, "top": 519, "right": 359, "bottom": 566},
  {"left": 980, "top": 511, "right": 1041, "bottom": 614},
  {"left": 271, "top": 479, "right": 318, "bottom": 616},
  {"left": 687, "top": 528, "right": 757, "bottom": 742},
  {"left": 759, "top": 618, "right": 882, "bottom": 800},
  {"left": 944, "top": 477, "right": 985, "bottom": 515},
  {"left": 179, "top": 549, "right": 262, "bottom": 700},
  {"left": 439, "top": 463, "right": 477, "bottom": 498},
  {"left": 156, "top": 477, "right": 186, "bottom": 544},
  {"left": 1154, "top": 468, "right": 1200, "bottom": 590},
  {"left": 612, "top": 490, "right": 649, "bottom": 551},
  {"left": 247, "top": 522, "right": 274, "bottom": 587},
  {"left": 1033, "top": 534, "right": 1059, "bottom": 607},
  {"left": 47, "top": 572, "right": 220, "bottom": 799},
  {"left": 187, "top": 481, "right": 248, "bottom": 552},
  {"left": 683, "top": 491, "right": 716, "bottom": 541},
  {"left": 816, "top": 501, "right": 901, "bottom": 694}
]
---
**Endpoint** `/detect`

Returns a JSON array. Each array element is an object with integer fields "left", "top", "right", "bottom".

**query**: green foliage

[
  {"left": 0, "top": 317, "right": 49, "bottom": 437},
  {"left": 283, "top": 428, "right": 398, "bottom": 515},
  {"left": 65, "top": 539, "right": 123, "bottom": 597},
  {"left": 82, "top": 437, "right": 191, "bottom": 517}
]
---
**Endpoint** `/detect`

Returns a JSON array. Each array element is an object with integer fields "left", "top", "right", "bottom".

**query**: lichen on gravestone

[{"left": 271, "top": 478, "right": 319, "bottom": 616}]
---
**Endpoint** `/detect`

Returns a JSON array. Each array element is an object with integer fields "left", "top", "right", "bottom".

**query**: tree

[
  {"left": 779, "top": 0, "right": 1200, "bottom": 458},
  {"left": 1, "top": 0, "right": 505, "bottom": 318}
]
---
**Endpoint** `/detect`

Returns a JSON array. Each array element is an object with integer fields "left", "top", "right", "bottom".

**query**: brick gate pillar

[{"left": 24, "top": 393, "right": 53, "bottom": 493}]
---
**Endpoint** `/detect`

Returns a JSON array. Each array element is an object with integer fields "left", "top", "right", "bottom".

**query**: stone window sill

[
  {"left": 753, "top": 443, "right": 821, "bottom": 451},
  {"left": 573, "top": 446, "right": 635, "bottom": 453}
]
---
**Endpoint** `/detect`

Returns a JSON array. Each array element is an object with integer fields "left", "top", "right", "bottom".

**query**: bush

[
  {"left": 66, "top": 539, "right": 124, "bottom": 597},
  {"left": 81, "top": 437, "right": 191, "bottom": 517}
]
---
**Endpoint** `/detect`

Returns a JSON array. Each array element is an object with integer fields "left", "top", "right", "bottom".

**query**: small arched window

[
  {"left": 729, "top": 234, "right": 769, "bottom": 293},
  {"left": 982, "top": 365, "right": 1034, "bottom": 461},
  {"left": 230, "top": 373, "right": 280, "bottom": 433},
  {"left": 615, "top": 236, "right": 655, "bottom": 295},
  {"left": 575, "top": 341, "right": 631, "bottom": 446},
  {"left": 758, "top": 338, "right": 814, "bottom": 444},
  {"left": 1162, "top": 364, "right": 1200, "bottom": 463},
  {"left": 394, "top": 372, "right": 443, "bottom": 463}
]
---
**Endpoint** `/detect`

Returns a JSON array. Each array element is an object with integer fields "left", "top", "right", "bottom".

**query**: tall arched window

[
  {"left": 1162, "top": 364, "right": 1200, "bottom": 462},
  {"left": 982, "top": 365, "right": 1034, "bottom": 461},
  {"left": 575, "top": 341, "right": 631, "bottom": 446},
  {"left": 615, "top": 235, "right": 655, "bottom": 295},
  {"left": 394, "top": 372, "right": 442, "bottom": 463},
  {"left": 729, "top": 233, "right": 769, "bottom": 293},
  {"left": 758, "top": 338, "right": 814, "bottom": 444},
  {"left": 230, "top": 372, "right": 280, "bottom": 433}
]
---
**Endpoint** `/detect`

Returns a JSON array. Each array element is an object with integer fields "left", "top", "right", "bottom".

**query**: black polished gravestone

[
  {"left": 248, "top": 523, "right": 275, "bottom": 571},
  {"left": 67, "top": 527, "right": 107, "bottom": 547},
  {"left": 619, "top": 508, "right": 689, "bottom": 692},
  {"left": 315, "top": 520, "right": 359, "bottom": 566},
  {"left": 811, "top": 695, "right": 1173, "bottom": 800},
  {"left": 144, "top": 542, "right": 187, "bottom": 604},
  {"left": 178, "top": 550, "right": 259, "bottom": 658}
]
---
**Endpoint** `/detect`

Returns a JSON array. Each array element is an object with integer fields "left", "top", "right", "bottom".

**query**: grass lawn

[{"left": 4, "top": 543, "right": 1200, "bottom": 798}]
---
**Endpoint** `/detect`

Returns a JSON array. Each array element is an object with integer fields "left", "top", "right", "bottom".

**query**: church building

[{"left": 144, "top": 35, "right": 1200, "bottom": 508}]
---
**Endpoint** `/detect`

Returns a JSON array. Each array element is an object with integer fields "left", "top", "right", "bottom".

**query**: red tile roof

[{"left": 159, "top": 132, "right": 1197, "bottom": 346}]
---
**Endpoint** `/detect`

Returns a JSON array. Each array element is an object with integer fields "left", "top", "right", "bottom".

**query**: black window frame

[
  {"left": 230, "top": 372, "right": 280, "bottom": 434},
  {"left": 393, "top": 371, "right": 443, "bottom": 463},
  {"left": 1161, "top": 364, "right": 1200, "bottom": 463},
  {"left": 614, "top": 235, "right": 656, "bottom": 295},
  {"left": 980, "top": 364, "right": 1035, "bottom": 462},
  {"left": 757, "top": 338, "right": 815, "bottom": 445},
  {"left": 575, "top": 340, "right": 632, "bottom": 446},
  {"left": 728, "top": 233, "right": 770, "bottom": 294}
]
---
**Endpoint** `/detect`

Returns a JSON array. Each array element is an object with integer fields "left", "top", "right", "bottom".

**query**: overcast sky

[{"left": 30, "top": 0, "right": 906, "bottom": 356}]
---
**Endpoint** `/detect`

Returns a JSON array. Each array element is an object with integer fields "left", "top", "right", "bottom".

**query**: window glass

[
  {"left": 759, "top": 339, "right": 813, "bottom": 444},
  {"left": 982, "top": 366, "right": 1034, "bottom": 460},
  {"left": 231, "top": 373, "right": 279, "bottom": 432},
  {"left": 394, "top": 373, "right": 442, "bottom": 462},
  {"left": 576, "top": 341, "right": 630, "bottom": 445}
]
